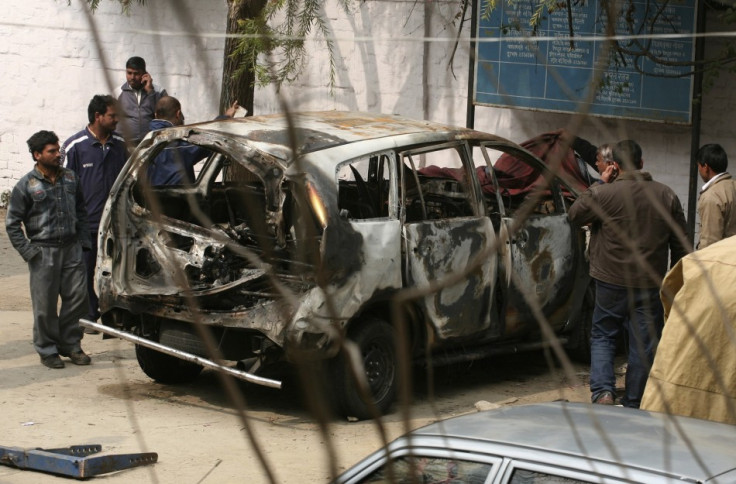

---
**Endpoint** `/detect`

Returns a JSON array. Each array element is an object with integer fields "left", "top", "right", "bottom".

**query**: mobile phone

[{"left": 607, "top": 161, "right": 619, "bottom": 177}]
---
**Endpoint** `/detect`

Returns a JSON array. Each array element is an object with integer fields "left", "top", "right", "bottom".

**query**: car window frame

[
  {"left": 475, "top": 141, "right": 569, "bottom": 217},
  {"left": 499, "top": 457, "right": 656, "bottom": 484},
  {"left": 399, "top": 140, "right": 485, "bottom": 222},
  {"left": 344, "top": 447, "right": 503, "bottom": 484},
  {"left": 334, "top": 149, "right": 398, "bottom": 221}
]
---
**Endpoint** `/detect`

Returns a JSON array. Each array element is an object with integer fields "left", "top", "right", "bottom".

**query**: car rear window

[{"left": 360, "top": 455, "right": 491, "bottom": 483}]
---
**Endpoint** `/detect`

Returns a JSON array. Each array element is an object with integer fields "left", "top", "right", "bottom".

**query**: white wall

[
  {"left": 2, "top": 0, "right": 735, "bottom": 223},
  {"left": 255, "top": 1, "right": 736, "bottom": 219},
  {"left": 0, "top": 0, "right": 226, "bottom": 196}
]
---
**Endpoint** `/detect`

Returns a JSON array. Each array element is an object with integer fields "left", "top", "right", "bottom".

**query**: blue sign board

[{"left": 474, "top": 0, "right": 697, "bottom": 124}]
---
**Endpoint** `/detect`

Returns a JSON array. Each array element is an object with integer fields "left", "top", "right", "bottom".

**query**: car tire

[
  {"left": 159, "top": 320, "right": 208, "bottom": 356},
  {"left": 135, "top": 344, "right": 204, "bottom": 384},
  {"left": 332, "top": 317, "right": 397, "bottom": 420},
  {"left": 566, "top": 283, "right": 594, "bottom": 363}
]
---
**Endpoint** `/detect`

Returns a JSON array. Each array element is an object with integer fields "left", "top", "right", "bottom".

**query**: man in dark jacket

[
  {"left": 63, "top": 95, "right": 128, "bottom": 332},
  {"left": 147, "top": 96, "right": 238, "bottom": 185},
  {"left": 568, "top": 140, "right": 689, "bottom": 408},
  {"left": 117, "top": 56, "right": 167, "bottom": 147},
  {"left": 6, "top": 131, "right": 92, "bottom": 368}
]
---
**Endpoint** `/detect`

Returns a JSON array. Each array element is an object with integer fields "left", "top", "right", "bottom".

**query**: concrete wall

[
  {"left": 2, "top": 0, "right": 735, "bottom": 225},
  {"left": 0, "top": 0, "right": 227, "bottom": 196}
]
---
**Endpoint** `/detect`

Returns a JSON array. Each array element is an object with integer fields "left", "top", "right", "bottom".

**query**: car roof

[
  {"left": 402, "top": 402, "right": 736, "bottom": 481},
  {"left": 188, "top": 110, "right": 505, "bottom": 161}
]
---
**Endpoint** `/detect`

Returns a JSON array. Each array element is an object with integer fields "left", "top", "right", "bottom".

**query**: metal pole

[
  {"left": 424, "top": 0, "right": 432, "bottom": 121},
  {"left": 79, "top": 319, "right": 282, "bottom": 389},
  {"left": 687, "top": 0, "right": 706, "bottom": 245},
  {"left": 466, "top": 0, "right": 478, "bottom": 129}
]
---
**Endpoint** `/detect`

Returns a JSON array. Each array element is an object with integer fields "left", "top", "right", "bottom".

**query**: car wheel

[
  {"left": 135, "top": 344, "right": 204, "bottom": 384},
  {"left": 159, "top": 320, "right": 207, "bottom": 355},
  {"left": 567, "top": 283, "right": 594, "bottom": 363},
  {"left": 332, "top": 318, "right": 397, "bottom": 420}
]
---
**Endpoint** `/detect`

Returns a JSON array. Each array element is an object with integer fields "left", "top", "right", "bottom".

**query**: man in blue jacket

[
  {"left": 6, "top": 131, "right": 92, "bottom": 368},
  {"left": 147, "top": 96, "right": 238, "bottom": 186},
  {"left": 63, "top": 95, "right": 128, "bottom": 332}
]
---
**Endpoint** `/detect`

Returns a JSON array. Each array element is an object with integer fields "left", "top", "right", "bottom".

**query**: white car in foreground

[{"left": 335, "top": 402, "right": 736, "bottom": 483}]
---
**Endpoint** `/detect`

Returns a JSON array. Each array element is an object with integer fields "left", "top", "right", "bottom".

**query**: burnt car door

[
  {"left": 325, "top": 151, "right": 403, "bottom": 319},
  {"left": 474, "top": 142, "right": 584, "bottom": 336},
  {"left": 400, "top": 141, "right": 498, "bottom": 340}
]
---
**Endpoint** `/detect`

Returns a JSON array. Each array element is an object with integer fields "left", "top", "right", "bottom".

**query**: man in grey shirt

[{"left": 117, "top": 56, "right": 167, "bottom": 146}]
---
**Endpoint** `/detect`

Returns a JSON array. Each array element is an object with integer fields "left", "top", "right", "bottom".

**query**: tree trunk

[{"left": 220, "top": 0, "right": 267, "bottom": 116}]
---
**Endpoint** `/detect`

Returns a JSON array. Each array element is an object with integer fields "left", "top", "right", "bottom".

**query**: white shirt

[{"left": 701, "top": 172, "right": 729, "bottom": 193}]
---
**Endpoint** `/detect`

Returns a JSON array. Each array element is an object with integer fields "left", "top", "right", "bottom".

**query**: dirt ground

[{"left": 0, "top": 208, "right": 600, "bottom": 483}]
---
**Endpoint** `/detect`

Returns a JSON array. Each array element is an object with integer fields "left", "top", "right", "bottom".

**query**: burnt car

[{"left": 95, "top": 111, "right": 592, "bottom": 419}]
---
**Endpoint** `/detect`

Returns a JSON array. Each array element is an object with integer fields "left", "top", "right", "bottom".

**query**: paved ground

[{"left": 0, "top": 208, "right": 595, "bottom": 483}]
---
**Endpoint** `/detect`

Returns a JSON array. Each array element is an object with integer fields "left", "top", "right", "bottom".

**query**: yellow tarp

[{"left": 640, "top": 235, "right": 736, "bottom": 424}]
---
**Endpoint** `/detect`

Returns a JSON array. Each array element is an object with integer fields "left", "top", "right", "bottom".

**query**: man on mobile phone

[
  {"left": 569, "top": 140, "right": 690, "bottom": 409},
  {"left": 553, "top": 129, "right": 618, "bottom": 185},
  {"left": 117, "top": 56, "right": 167, "bottom": 147}
]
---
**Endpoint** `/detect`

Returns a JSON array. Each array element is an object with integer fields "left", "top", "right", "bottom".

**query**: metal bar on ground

[
  {"left": 0, "top": 444, "right": 158, "bottom": 479},
  {"left": 78, "top": 319, "right": 282, "bottom": 389}
]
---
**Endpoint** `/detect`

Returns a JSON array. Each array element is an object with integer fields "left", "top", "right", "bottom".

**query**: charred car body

[{"left": 96, "top": 112, "right": 592, "bottom": 419}]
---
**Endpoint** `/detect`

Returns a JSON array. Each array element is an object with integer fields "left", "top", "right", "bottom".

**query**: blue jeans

[{"left": 589, "top": 279, "right": 664, "bottom": 408}]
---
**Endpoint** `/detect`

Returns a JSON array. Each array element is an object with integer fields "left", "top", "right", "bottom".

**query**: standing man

[
  {"left": 554, "top": 128, "right": 618, "bottom": 184},
  {"left": 696, "top": 143, "right": 736, "bottom": 249},
  {"left": 63, "top": 95, "right": 128, "bottom": 333},
  {"left": 117, "top": 56, "right": 167, "bottom": 146},
  {"left": 568, "top": 140, "right": 689, "bottom": 408},
  {"left": 147, "top": 96, "right": 239, "bottom": 185},
  {"left": 6, "top": 131, "right": 92, "bottom": 368}
]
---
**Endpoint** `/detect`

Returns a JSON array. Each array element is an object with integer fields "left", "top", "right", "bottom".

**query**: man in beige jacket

[
  {"left": 696, "top": 144, "right": 736, "bottom": 249},
  {"left": 641, "top": 235, "right": 736, "bottom": 424}
]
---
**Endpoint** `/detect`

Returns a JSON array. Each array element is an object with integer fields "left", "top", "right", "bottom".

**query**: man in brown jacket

[
  {"left": 696, "top": 144, "right": 736, "bottom": 249},
  {"left": 568, "top": 140, "right": 689, "bottom": 408}
]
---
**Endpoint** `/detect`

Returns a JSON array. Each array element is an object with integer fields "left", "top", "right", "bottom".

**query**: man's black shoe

[
  {"left": 592, "top": 390, "right": 615, "bottom": 405},
  {"left": 41, "top": 354, "right": 65, "bottom": 369},
  {"left": 67, "top": 350, "right": 92, "bottom": 366}
]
